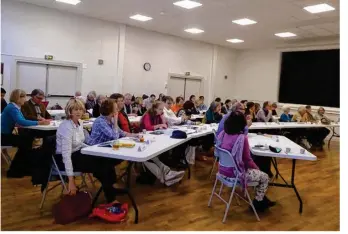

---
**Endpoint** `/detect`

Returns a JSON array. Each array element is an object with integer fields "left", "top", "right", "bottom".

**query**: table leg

[
  {"left": 328, "top": 127, "right": 339, "bottom": 149},
  {"left": 91, "top": 162, "right": 139, "bottom": 224},
  {"left": 269, "top": 159, "right": 303, "bottom": 214},
  {"left": 291, "top": 159, "right": 303, "bottom": 214},
  {"left": 271, "top": 158, "right": 288, "bottom": 186}
]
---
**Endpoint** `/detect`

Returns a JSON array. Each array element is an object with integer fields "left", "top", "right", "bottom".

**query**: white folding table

[
  {"left": 248, "top": 133, "right": 317, "bottom": 213},
  {"left": 81, "top": 134, "right": 188, "bottom": 224}
]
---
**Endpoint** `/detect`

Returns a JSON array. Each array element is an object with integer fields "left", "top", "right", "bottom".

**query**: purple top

[{"left": 217, "top": 132, "right": 259, "bottom": 178}]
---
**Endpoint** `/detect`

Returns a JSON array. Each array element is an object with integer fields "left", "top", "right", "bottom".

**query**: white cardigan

[{"left": 56, "top": 120, "right": 88, "bottom": 176}]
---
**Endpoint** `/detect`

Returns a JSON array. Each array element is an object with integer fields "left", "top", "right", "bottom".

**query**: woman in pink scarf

[{"left": 217, "top": 112, "right": 276, "bottom": 212}]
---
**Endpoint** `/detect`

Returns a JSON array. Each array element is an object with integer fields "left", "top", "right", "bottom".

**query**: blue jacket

[
  {"left": 1, "top": 103, "right": 38, "bottom": 134},
  {"left": 280, "top": 113, "right": 293, "bottom": 122}
]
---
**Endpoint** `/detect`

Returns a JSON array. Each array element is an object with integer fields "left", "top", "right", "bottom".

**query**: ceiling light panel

[
  {"left": 55, "top": 0, "right": 81, "bottom": 5},
  {"left": 185, "top": 28, "right": 204, "bottom": 34},
  {"left": 232, "top": 18, "right": 257, "bottom": 25},
  {"left": 129, "top": 14, "right": 153, "bottom": 22},
  {"left": 226, "top": 39, "right": 244, "bottom": 43},
  {"left": 303, "top": 3, "right": 335, "bottom": 14},
  {"left": 275, "top": 32, "right": 297, "bottom": 38},
  {"left": 173, "top": 0, "right": 202, "bottom": 9}
]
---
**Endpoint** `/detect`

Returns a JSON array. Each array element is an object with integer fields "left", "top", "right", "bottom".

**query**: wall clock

[{"left": 143, "top": 62, "right": 151, "bottom": 71}]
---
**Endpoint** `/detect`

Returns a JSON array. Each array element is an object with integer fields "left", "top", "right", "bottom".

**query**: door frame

[
  {"left": 10, "top": 56, "right": 82, "bottom": 94},
  {"left": 167, "top": 73, "right": 204, "bottom": 99}
]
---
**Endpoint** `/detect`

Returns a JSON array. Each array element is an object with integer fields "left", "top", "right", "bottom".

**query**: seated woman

[
  {"left": 256, "top": 101, "right": 273, "bottom": 122},
  {"left": 1, "top": 89, "right": 50, "bottom": 178},
  {"left": 139, "top": 101, "right": 185, "bottom": 186},
  {"left": 245, "top": 102, "right": 257, "bottom": 122},
  {"left": 177, "top": 100, "right": 199, "bottom": 118},
  {"left": 217, "top": 102, "right": 248, "bottom": 136},
  {"left": 188, "top": 95, "right": 200, "bottom": 115},
  {"left": 205, "top": 101, "right": 223, "bottom": 124},
  {"left": 271, "top": 103, "right": 278, "bottom": 116},
  {"left": 217, "top": 112, "right": 276, "bottom": 211},
  {"left": 88, "top": 98, "right": 140, "bottom": 145},
  {"left": 92, "top": 94, "right": 106, "bottom": 117},
  {"left": 279, "top": 105, "right": 293, "bottom": 122},
  {"left": 197, "top": 96, "right": 207, "bottom": 111},
  {"left": 291, "top": 106, "right": 325, "bottom": 149},
  {"left": 312, "top": 107, "right": 331, "bottom": 149},
  {"left": 255, "top": 103, "right": 261, "bottom": 115},
  {"left": 171, "top": 96, "right": 184, "bottom": 114},
  {"left": 132, "top": 97, "right": 147, "bottom": 116},
  {"left": 221, "top": 99, "right": 232, "bottom": 114},
  {"left": 314, "top": 107, "right": 332, "bottom": 123},
  {"left": 56, "top": 98, "right": 122, "bottom": 202},
  {"left": 140, "top": 101, "right": 168, "bottom": 131}
]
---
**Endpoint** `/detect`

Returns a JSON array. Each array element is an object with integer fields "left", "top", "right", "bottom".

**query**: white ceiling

[{"left": 12, "top": 0, "right": 340, "bottom": 49}]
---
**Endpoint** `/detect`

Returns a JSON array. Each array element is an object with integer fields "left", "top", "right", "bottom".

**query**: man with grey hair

[
  {"left": 21, "top": 89, "right": 51, "bottom": 121},
  {"left": 85, "top": 91, "right": 97, "bottom": 110},
  {"left": 124, "top": 93, "right": 135, "bottom": 115}
]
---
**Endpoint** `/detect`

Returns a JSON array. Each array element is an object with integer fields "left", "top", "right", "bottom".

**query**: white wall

[
  {"left": 234, "top": 49, "right": 281, "bottom": 102},
  {"left": 213, "top": 46, "right": 237, "bottom": 101},
  {"left": 1, "top": 0, "right": 121, "bottom": 101},
  {"left": 1, "top": 0, "right": 238, "bottom": 106},
  {"left": 122, "top": 26, "right": 237, "bottom": 103}
]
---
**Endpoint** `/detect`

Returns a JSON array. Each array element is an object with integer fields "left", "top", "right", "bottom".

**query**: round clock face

[{"left": 143, "top": 63, "right": 151, "bottom": 71}]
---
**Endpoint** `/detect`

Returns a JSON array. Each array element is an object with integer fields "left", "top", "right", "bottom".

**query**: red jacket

[
  {"left": 140, "top": 113, "right": 167, "bottom": 131},
  {"left": 118, "top": 110, "right": 131, "bottom": 133}
]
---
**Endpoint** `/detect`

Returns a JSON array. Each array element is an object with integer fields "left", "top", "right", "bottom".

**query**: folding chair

[
  {"left": 39, "top": 135, "right": 94, "bottom": 209},
  {"left": 209, "top": 129, "right": 219, "bottom": 178},
  {"left": 208, "top": 146, "right": 260, "bottom": 223},
  {"left": 1, "top": 146, "right": 13, "bottom": 166},
  {"left": 39, "top": 155, "right": 90, "bottom": 209}
]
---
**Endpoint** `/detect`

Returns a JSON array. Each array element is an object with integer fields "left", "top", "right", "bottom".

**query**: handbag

[{"left": 52, "top": 191, "right": 92, "bottom": 225}]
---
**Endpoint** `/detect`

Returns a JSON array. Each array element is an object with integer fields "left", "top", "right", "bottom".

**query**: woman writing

[{"left": 140, "top": 101, "right": 168, "bottom": 131}]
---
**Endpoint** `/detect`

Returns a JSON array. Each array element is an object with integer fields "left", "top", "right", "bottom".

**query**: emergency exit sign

[{"left": 45, "top": 55, "right": 54, "bottom": 60}]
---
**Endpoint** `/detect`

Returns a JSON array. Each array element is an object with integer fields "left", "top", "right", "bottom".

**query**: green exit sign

[{"left": 45, "top": 55, "right": 54, "bottom": 60}]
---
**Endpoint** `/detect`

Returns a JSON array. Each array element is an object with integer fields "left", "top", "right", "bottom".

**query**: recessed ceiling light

[
  {"left": 184, "top": 28, "right": 204, "bottom": 34},
  {"left": 304, "top": 3, "right": 335, "bottom": 14},
  {"left": 55, "top": 0, "right": 81, "bottom": 5},
  {"left": 232, "top": 18, "right": 257, "bottom": 26},
  {"left": 129, "top": 14, "right": 153, "bottom": 22},
  {"left": 173, "top": 0, "right": 202, "bottom": 9},
  {"left": 275, "top": 32, "right": 297, "bottom": 38},
  {"left": 226, "top": 39, "right": 244, "bottom": 43}
]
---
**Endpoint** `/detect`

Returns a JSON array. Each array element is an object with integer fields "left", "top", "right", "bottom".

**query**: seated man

[
  {"left": 21, "top": 89, "right": 51, "bottom": 121},
  {"left": 110, "top": 93, "right": 132, "bottom": 133},
  {"left": 163, "top": 96, "right": 188, "bottom": 127},
  {"left": 124, "top": 93, "right": 136, "bottom": 116}
]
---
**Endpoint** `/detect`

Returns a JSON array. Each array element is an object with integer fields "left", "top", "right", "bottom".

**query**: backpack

[{"left": 89, "top": 201, "right": 128, "bottom": 223}]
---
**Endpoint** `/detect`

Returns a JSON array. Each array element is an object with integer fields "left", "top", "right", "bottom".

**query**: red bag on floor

[
  {"left": 89, "top": 201, "right": 128, "bottom": 223},
  {"left": 52, "top": 191, "right": 92, "bottom": 225}
]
